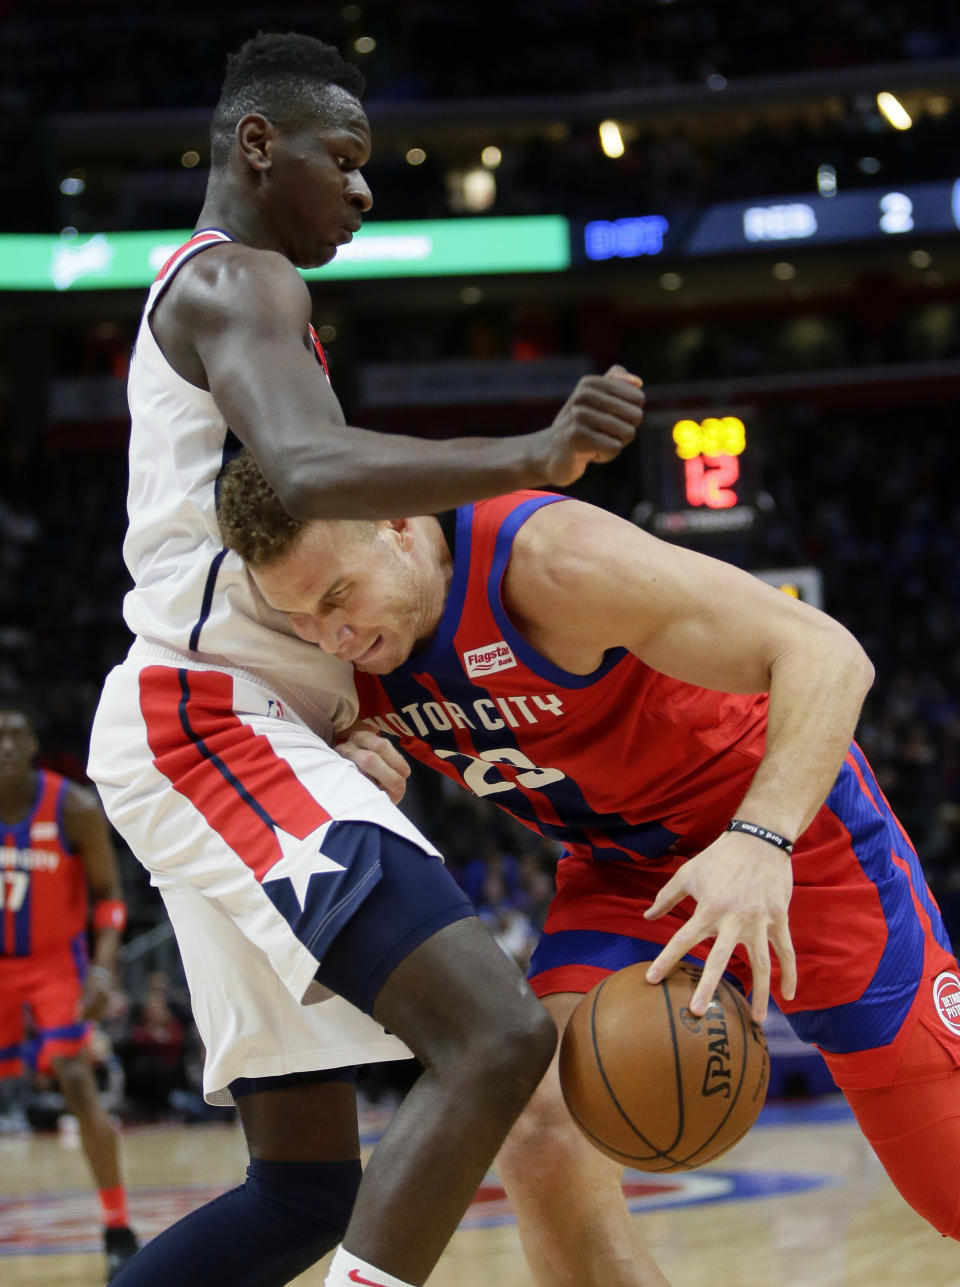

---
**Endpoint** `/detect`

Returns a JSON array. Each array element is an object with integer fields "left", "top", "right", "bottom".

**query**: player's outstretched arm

[
  {"left": 502, "top": 499, "right": 875, "bottom": 1020},
  {"left": 172, "top": 247, "right": 644, "bottom": 519}
]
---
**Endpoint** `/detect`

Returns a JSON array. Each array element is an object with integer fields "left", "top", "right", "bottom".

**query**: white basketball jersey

[{"left": 122, "top": 230, "right": 357, "bottom": 737}]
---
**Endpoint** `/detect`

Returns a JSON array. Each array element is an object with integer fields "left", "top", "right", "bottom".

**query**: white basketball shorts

[{"left": 88, "top": 648, "right": 440, "bottom": 1103}]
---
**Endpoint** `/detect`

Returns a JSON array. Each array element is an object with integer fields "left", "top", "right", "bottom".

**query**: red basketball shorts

[
  {"left": 0, "top": 941, "right": 91, "bottom": 1077},
  {"left": 530, "top": 746, "right": 960, "bottom": 1091}
]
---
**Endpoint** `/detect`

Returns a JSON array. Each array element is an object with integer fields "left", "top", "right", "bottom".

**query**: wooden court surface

[{"left": 1, "top": 1097, "right": 957, "bottom": 1287}]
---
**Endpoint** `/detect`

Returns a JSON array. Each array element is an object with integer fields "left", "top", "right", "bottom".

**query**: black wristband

[{"left": 726, "top": 818, "right": 794, "bottom": 854}]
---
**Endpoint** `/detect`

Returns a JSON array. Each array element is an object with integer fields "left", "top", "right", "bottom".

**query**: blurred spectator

[
  {"left": 118, "top": 971, "right": 192, "bottom": 1119},
  {"left": 4, "top": 1, "right": 958, "bottom": 112},
  {"left": 475, "top": 862, "right": 539, "bottom": 973},
  {"left": 459, "top": 841, "right": 523, "bottom": 908}
]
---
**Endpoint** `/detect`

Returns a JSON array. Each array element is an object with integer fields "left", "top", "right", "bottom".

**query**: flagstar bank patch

[{"left": 462, "top": 641, "right": 517, "bottom": 677}]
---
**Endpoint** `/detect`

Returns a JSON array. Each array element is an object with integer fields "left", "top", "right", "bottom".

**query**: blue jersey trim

[
  {"left": 486, "top": 494, "right": 630, "bottom": 689},
  {"left": 408, "top": 504, "right": 475, "bottom": 671},
  {"left": 784, "top": 755, "right": 930, "bottom": 1053},
  {"left": 9, "top": 775, "right": 42, "bottom": 957},
  {"left": 23, "top": 771, "right": 44, "bottom": 831},
  {"left": 529, "top": 927, "right": 744, "bottom": 993},
  {"left": 54, "top": 775, "right": 75, "bottom": 857},
  {"left": 215, "top": 426, "right": 244, "bottom": 491},
  {"left": 848, "top": 743, "right": 952, "bottom": 954},
  {"left": 188, "top": 547, "right": 228, "bottom": 652},
  {"left": 69, "top": 930, "right": 88, "bottom": 982},
  {"left": 37, "top": 1022, "right": 89, "bottom": 1041}
]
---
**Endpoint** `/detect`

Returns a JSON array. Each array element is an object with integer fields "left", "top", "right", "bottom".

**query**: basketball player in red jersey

[
  {"left": 0, "top": 710, "right": 138, "bottom": 1281},
  {"left": 87, "top": 30, "right": 644, "bottom": 1287},
  {"left": 217, "top": 459, "right": 960, "bottom": 1287}
]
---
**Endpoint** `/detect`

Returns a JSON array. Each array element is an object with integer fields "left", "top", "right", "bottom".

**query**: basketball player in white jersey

[{"left": 86, "top": 30, "right": 645, "bottom": 1287}]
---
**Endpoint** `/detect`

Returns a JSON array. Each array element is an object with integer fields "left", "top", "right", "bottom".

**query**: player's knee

[
  {"left": 464, "top": 998, "right": 555, "bottom": 1107},
  {"left": 866, "top": 1127, "right": 960, "bottom": 1239},
  {"left": 907, "top": 1189, "right": 960, "bottom": 1240},
  {"left": 948, "top": 1204, "right": 960, "bottom": 1242},
  {"left": 847, "top": 1067, "right": 960, "bottom": 1241},
  {"left": 898, "top": 1179, "right": 960, "bottom": 1241},
  {"left": 498, "top": 1096, "right": 570, "bottom": 1183},
  {"left": 498, "top": 1076, "right": 599, "bottom": 1189},
  {"left": 52, "top": 1055, "right": 98, "bottom": 1108},
  {"left": 945, "top": 1198, "right": 960, "bottom": 1242}
]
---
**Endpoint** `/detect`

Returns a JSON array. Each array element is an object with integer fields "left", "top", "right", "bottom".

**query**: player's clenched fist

[{"left": 535, "top": 365, "right": 645, "bottom": 487}]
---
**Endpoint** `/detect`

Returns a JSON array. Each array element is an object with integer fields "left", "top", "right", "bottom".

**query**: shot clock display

[{"left": 644, "top": 411, "right": 758, "bottom": 538}]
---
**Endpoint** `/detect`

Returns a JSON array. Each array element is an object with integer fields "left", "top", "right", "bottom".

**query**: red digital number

[{"left": 683, "top": 454, "right": 740, "bottom": 509}]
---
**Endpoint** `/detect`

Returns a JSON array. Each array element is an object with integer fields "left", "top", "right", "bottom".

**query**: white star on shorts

[{"left": 262, "top": 823, "right": 345, "bottom": 912}]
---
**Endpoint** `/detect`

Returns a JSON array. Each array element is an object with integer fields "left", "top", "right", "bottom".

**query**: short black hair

[
  {"left": 0, "top": 705, "right": 39, "bottom": 740},
  {"left": 210, "top": 31, "right": 365, "bottom": 168}
]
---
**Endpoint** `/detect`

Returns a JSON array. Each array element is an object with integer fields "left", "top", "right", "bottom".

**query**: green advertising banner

[{"left": 0, "top": 216, "right": 570, "bottom": 291}]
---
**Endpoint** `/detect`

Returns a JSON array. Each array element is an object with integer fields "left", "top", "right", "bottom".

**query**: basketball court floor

[{"left": 1, "top": 1094, "right": 957, "bottom": 1287}]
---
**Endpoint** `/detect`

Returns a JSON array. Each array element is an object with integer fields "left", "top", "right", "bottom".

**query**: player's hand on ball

[
  {"left": 643, "top": 830, "right": 797, "bottom": 1023},
  {"left": 536, "top": 365, "right": 645, "bottom": 487},
  {"left": 336, "top": 726, "right": 410, "bottom": 804}
]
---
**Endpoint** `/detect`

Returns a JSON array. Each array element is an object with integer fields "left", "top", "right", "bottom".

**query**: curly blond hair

[{"left": 216, "top": 449, "right": 306, "bottom": 568}]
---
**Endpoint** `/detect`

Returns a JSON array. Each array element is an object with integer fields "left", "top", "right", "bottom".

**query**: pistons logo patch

[{"left": 932, "top": 971, "right": 960, "bottom": 1036}]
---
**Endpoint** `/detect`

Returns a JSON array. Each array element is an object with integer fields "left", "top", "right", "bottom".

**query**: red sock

[{"left": 99, "top": 1184, "right": 130, "bottom": 1229}]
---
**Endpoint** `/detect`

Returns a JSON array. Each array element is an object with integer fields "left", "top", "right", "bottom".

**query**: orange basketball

[{"left": 559, "top": 960, "right": 769, "bottom": 1172}]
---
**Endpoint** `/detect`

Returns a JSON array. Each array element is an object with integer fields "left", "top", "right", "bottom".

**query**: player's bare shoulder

[
  {"left": 150, "top": 241, "right": 312, "bottom": 386},
  {"left": 501, "top": 498, "right": 631, "bottom": 670},
  {"left": 505, "top": 498, "right": 634, "bottom": 606},
  {"left": 502, "top": 497, "right": 680, "bottom": 668},
  {"left": 157, "top": 242, "right": 310, "bottom": 335}
]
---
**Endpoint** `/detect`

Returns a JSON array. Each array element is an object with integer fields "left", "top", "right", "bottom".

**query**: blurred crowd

[
  {"left": 3, "top": 2, "right": 959, "bottom": 231},
  {"left": 340, "top": 90, "right": 960, "bottom": 226},
  {"left": 4, "top": 0, "right": 958, "bottom": 114},
  {"left": 355, "top": 297, "right": 960, "bottom": 385},
  {"left": 33, "top": 94, "right": 960, "bottom": 233}
]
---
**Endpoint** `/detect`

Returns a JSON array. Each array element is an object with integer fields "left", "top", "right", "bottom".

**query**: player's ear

[
  {"left": 236, "top": 113, "right": 274, "bottom": 172},
  {"left": 388, "top": 517, "right": 414, "bottom": 549}
]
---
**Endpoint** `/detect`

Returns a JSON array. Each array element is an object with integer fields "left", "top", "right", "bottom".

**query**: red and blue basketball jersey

[
  {"left": 355, "top": 492, "right": 770, "bottom": 866},
  {"left": 355, "top": 491, "right": 957, "bottom": 1066},
  {"left": 0, "top": 771, "right": 87, "bottom": 957}
]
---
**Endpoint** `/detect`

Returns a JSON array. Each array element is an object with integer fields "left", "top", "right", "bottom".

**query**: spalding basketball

[{"left": 559, "top": 961, "right": 769, "bottom": 1172}]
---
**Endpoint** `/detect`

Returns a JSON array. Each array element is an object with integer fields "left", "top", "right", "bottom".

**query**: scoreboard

[
  {"left": 642, "top": 411, "right": 758, "bottom": 538},
  {"left": 638, "top": 409, "right": 823, "bottom": 607}
]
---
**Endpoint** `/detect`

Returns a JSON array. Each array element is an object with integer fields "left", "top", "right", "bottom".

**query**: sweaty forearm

[
  {"left": 732, "top": 631, "right": 874, "bottom": 841},
  {"left": 274, "top": 424, "right": 551, "bottom": 520}
]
